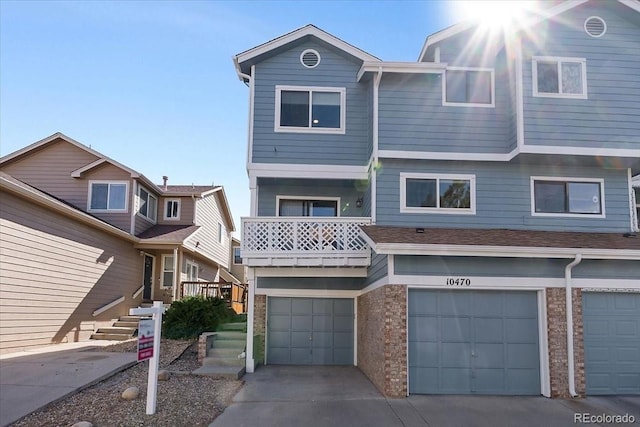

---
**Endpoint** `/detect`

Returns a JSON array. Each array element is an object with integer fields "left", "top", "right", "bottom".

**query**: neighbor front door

[{"left": 143, "top": 255, "right": 153, "bottom": 300}]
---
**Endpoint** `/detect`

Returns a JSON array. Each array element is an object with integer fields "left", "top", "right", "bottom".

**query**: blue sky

[{"left": 1, "top": 0, "right": 470, "bottom": 233}]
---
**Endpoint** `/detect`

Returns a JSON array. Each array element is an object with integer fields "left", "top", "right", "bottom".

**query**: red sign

[{"left": 137, "top": 319, "right": 154, "bottom": 362}]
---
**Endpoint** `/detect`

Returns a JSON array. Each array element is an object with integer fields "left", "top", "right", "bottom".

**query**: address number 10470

[{"left": 446, "top": 278, "right": 471, "bottom": 286}]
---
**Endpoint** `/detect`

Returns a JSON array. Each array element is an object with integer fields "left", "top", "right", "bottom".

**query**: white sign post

[{"left": 130, "top": 301, "right": 164, "bottom": 415}]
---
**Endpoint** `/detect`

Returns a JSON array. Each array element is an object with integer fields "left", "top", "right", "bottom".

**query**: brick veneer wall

[
  {"left": 357, "top": 285, "right": 407, "bottom": 398},
  {"left": 254, "top": 294, "right": 266, "bottom": 365},
  {"left": 546, "top": 288, "right": 585, "bottom": 398}
]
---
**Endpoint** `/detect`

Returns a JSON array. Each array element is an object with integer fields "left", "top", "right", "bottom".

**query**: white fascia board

[
  {"left": 371, "top": 243, "right": 640, "bottom": 260},
  {"left": 357, "top": 61, "right": 446, "bottom": 82},
  {"left": 254, "top": 288, "right": 360, "bottom": 298},
  {"left": 71, "top": 159, "right": 109, "bottom": 177},
  {"left": 235, "top": 25, "right": 379, "bottom": 67},
  {"left": 520, "top": 144, "right": 640, "bottom": 158},
  {"left": 620, "top": 0, "right": 640, "bottom": 12},
  {"left": 253, "top": 267, "right": 367, "bottom": 277},
  {"left": 248, "top": 163, "right": 368, "bottom": 180},
  {"left": 377, "top": 149, "right": 517, "bottom": 162}
]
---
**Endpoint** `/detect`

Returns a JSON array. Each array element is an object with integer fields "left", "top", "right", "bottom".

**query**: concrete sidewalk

[
  {"left": 211, "top": 366, "right": 640, "bottom": 427},
  {"left": 0, "top": 341, "right": 137, "bottom": 426}
]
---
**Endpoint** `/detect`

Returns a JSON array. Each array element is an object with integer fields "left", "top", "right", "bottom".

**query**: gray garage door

[
  {"left": 409, "top": 290, "right": 540, "bottom": 395},
  {"left": 267, "top": 297, "right": 354, "bottom": 365},
  {"left": 583, "top": 292, "right": 640, "bottom": 395}
]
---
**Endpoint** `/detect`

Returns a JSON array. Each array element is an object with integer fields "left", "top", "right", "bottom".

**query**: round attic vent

[
  {"left": 584, "top": 16, "right": 606, "bottom": 38},
  {"left": 300, "top": 49, "right": 321, "bottom": 68}
]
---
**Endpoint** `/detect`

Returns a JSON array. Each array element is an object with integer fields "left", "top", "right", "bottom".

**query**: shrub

[{"left": 162, "top": 296, "right": 235, "bottom": 339}]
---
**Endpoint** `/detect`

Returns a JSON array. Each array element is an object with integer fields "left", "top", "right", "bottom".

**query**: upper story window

[
  {"left": 275, "top": 85, "right": 346, "bottom": 134},
  {"left": 531, "top": 177, "right": 604, "bottom": 217},
  {"left": 443, "top": 67, "right": 494, "bottom": 107},
  {"left": 88, "top": 181, "right": 128, "bottom": 212},
  {"left": 233, "top": 247, "right": 242, "bottom": 265},
  {"left": 532, "top": 57, "right": 587, "bottom": 99},
  {"left": 137, "top": 186, "right": 157, "bottom": 222},
  {"left": 400, "top": 173, "right": 476, "bottom": 214},
  {"left": 164, "top": 199, "right": 180, "bottom": 220},
  {"left": 277, "top": 196, "right": 340, "bottom": 217}
]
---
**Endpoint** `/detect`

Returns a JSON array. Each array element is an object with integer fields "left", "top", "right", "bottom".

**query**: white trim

[
  {"left": 132, "top": 285, "right": 144, "bottom": 299},
  {"left": 300, "top": 49, "right": 321, "bottom": 68},
  {"left": 136, "top": 185, "right": 158, "bottom": 223},
  {"left": 246, "top": 65, "right": 255, "bottom": 168},
  {"left": 248, "top": 163, "right": 369, "bottom": 181},
  {"left": 400, "top": 172, "right": 476, "bottom": 215},
  {"left": 71, "top": 159, "right": 109, "bottom": 178},
  {"left": 353, "top": 298, "right": 358, "bottom": 366},
  {"left": 620, "top": 0, "right": 640, "bottom": 12},
  {"left": 253, "top": 267, "right": 368, "bottom": 278},
  {"left": 359, "top": 275, "right": 390, "bottom": 296},
  {"left": 516, "top": 38, "right": 525, "bottom": 150},
  {"left": 161, "top": 254, "right": 175, "bottom": 288},
  {"left": 357, "top": 61, "right": 445, "bottom": 81},
  {"left": 532, "top": 56, "right": 588, "bottom": 99},
  {"left": 574, "top": 279, "right": 640, "bottom": 289},
  {"left": 629, "top": 169, "right": 639, "bottom": 232},
  {"left": 519, "top": 144, "right": 640, "bottom": 158},
  {"left": 164, "top": 199, "right": 181, "bottom": 221},
  {"left": 275, "top": 195, "right": 341, "bottom": 217},
  {"left": 371, "top": 164, "right": 377, "bottom": 224},
  {"left": 130, "top": 180, "right": 137, "bottom": 234},
  {"left": 274, "top": 85, "right": 346, "bottom": 134},
  {"left": 234, "top": 24, "right": 379, "bottom": 67},
  {"left": 403, "top": 276, "right": 556, "bottom": 289},
  {"left": 538, "top": 289, "right": 551, "bottom": 397},
  {"left": 255, "top": 288, "right": 360, "bottom": 298},
  {"left": 246, "top": 271, "right": 255, "bottom": 373},
  {"left": 92, "top": 296, "right": 125, "bottom": 317},
  {"left": 530, "top": 176, "right": 605, "bottom": 218},
  {"left": 87, "top": 180, "right": 129, "bottom": 213},
  {"left": 442, "top": 67, "right": 495, "bottom": 108},
  {"left": 378, "top": 149, "right": 516, "bottom": 162},
  {"left": 584, "top": 16, "right": 607, "bottom": 38}
]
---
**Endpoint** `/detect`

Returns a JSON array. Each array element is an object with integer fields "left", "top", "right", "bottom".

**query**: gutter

[{"left": 565, "top": 254, "right": 582, "bottom": 398}]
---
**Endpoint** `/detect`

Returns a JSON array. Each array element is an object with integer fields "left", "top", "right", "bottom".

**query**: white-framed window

[
  {"left": 275, "top": 85, "right": 346, "bottom": 134},
  {"left": 185, "top": 260, "right": 198, "bottom": 282},
  {"left": 443, "top": 67, "right": 495, "bottom": 107},
  {"left": 532, "top": 57, "right": 587, "bottom": 99},
  {"left": 276, "top": 196, "right": 340, "bottom": 217},
  {"left": 161, "top": 255, "right": 174, "bottom": 287},
  {"left": 233, "top": 247, "right": 242, "bottom": 265},
  {"left": 218, "top": 222, "right": 223, "bottom": 243},
  {"left": 137, "top": 186, "right": 157, "bottom": 222},
  {"left": 531, "top": 177, "right": 605, "bottom": 217},
  {"left": 164, "top": 199, "right": 180, "bottom": 220},
  {"left": 88, "top": 180, "right": 128, "bottom": 212},
  {"left": 400, "top": 173, "right": 476, "bottom": 214}
]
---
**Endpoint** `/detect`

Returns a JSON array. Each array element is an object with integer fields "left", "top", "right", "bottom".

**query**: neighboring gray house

[
  {"left": 234, "top": 0, "right": 640, "bottom": 399},
  {"left": 0, "top": 133, "right": 236, "bottom": 354}
]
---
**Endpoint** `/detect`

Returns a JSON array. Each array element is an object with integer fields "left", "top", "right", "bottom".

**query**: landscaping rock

[
  {"left": 158, "top": 369, "right": 171, "bottom": 381},
  {"left": 121, "top": 386, "right": 139, "bottom": 400},
  {"left": 71, "top": 422, "right": 93, "bottom": 427}
]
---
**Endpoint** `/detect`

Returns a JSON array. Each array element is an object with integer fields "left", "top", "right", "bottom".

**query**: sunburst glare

[{"left": 452, "top": 0, "right": 540, "bottom": 28}]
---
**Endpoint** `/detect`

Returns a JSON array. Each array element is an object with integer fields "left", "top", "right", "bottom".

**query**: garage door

[
  {"left": 409, "top": 290, "right": 540, "bottom": 395},
  {"left": 267, "top": 297, "right": 354, "bottom": 365},
  {"left": 583, "top": 292, "right": 640, "bottom": 395}
]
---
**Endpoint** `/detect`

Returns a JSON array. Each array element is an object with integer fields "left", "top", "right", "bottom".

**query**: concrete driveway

[{"left": 211, "top": 366, "right": 640, "bottom": 427}]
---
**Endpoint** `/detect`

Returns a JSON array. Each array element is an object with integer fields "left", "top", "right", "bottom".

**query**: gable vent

[
  {"left": 584, "top": 16, "right": 606, "bottom": 38},
  {"left": 300, "top": 49, "right": 320, "bottom": 68}
]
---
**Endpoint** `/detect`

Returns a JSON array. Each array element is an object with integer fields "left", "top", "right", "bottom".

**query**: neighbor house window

[
  {"left": 218, "top": 223, "right": 223, "bottom": 243},
  {"left": 275, "top": 85, "right": 346, "bottom": 133},
  {"left": 185, "top": 260, "right": 198, "bottom": 282},
  {"left": 88, "top": 181, "right": 128, "bottom": 212},
  {"left": 443, "top": 67, "right": 494, "bottom": 107},
  {"left": 400, "top": 173, "right": 476, "bottom": 214},
  {"left": 277, "top": 197, "right": 339, "bottom": 217},
  {"left": 532, "top": 57, "right": 587, "bottom": 98},
  {"left": 137, "top": 186, "right": 157, "bottom": 222},
  {"left": 161, "top": 255, "right": 174, "bottom": 287},
  {"left": 532, "top": 177, "right": 604, "bottom": 216},
  {"left": 164, "top": 199, "right": 180, "bottom": 220},
  {"left": 233, "top": 247, "right": 242, "bottom": 265}
]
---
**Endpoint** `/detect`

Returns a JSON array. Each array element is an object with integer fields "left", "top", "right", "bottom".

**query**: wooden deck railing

[{"left": 180, "top": 281, "right": 248, "bottom": 313}]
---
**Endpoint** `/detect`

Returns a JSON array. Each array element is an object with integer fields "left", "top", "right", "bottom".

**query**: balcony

[{"left": 241, "top": 217, "right": 371, "bottom": 267}]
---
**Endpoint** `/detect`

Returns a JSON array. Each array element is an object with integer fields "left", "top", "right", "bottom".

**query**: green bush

[{"left": 162, "top": 296, "right": 235, "bottom": 339}]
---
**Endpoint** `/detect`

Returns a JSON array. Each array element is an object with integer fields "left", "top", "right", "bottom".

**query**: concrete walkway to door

[{"left": 210, "top": 366, "right": 640, "bottom": 427}]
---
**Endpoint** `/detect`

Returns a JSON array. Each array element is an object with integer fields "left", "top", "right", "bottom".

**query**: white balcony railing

[{"left": 242, "top": 217, "right": 371, "bottom": 267}]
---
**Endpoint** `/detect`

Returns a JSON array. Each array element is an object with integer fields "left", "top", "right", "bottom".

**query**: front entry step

[
  {"left": 90, "top": 314, "right": 147, "bottom": 341},
  {"left": 194, "top": 322, "right": 247, "bottom": 379}
]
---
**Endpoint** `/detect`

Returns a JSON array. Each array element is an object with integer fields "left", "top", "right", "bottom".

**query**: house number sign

[{"left": 446, "top": 277, "right": 471, "bottom": 286}]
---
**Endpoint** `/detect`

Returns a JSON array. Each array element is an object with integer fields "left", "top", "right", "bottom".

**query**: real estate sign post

[{"left": 130, "top": 301, "right": 164, "bottom": 415}]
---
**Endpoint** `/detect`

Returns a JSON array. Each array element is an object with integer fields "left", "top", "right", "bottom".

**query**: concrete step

[
  {"left": 212, "top": 339, "right": 245, "bottom": 349},
  {"left": 214, "top": 331, "right": 246, "bottom": 341},
  {"left": 119, "top": 315, "right": 147, "bottom": 322},
  {"left": 90, "top": 333, "right": 132, "bottom": 341},
  {"left": 202, "top": 356, "right": 245, "bottom": 367},
  {"left": 218, "top": 322, "right": 246, "bottom": 331},
  {"left": 113, "top": 321, "right": 139, "bottom": 328},
  {"left": 95, "top": 327, "right": 136, "bottom": 335},
  {"left": 207, "top": 348, "right": 245, "bottom": 358},
  {"left": 192, "top": 365, "right": 245, "bottom": 380}
]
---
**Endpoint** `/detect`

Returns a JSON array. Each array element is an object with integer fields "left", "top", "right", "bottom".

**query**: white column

[
  {"left": 245, "top": 268, "right": 256, "bottom": 373},
  {"left": 172, "top": 247, "right": 179, "bottom": 301}
]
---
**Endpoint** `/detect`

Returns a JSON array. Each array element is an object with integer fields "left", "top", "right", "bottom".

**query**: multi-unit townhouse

[
  {"left": 234, "top": 0, "right": 640, "bottom": 399},
  {"left": 0, "top": 133, "right": 237, "bottom": 354}
]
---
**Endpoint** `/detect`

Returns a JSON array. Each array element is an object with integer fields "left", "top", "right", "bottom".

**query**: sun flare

[{"left": 453, "top": 1, "right": 539, "bottom": 28}]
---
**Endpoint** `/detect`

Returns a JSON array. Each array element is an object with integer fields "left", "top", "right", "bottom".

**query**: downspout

[
  {"left": 371, "top": 67, "right": 383, "bottom": 224},
  {"left": 565, "top": 253, "right": 582, "bottom": 398}
]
